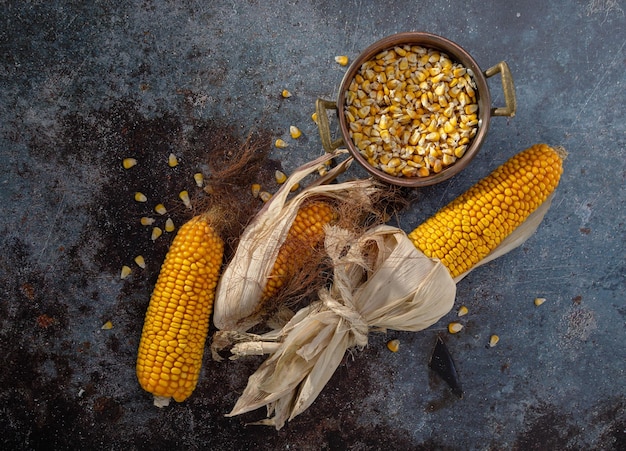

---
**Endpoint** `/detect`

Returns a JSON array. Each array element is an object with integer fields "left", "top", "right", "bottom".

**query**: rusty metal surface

[{"left": 1, "top": 1, "right": 624, "bottom": 449}]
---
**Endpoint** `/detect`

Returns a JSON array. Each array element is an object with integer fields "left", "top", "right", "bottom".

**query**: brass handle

[
  {"left": 485, "top": 61, "right": 516, "bottom": 117},
  {"left": 315, "top": 98, "right": 345, "bottom": 153}
]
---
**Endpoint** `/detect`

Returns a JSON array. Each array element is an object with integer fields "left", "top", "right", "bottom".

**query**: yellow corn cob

[
  {"left": 408, "top": 144, "right": 564, "bottom": 278},
  {"left": 136, "top": 214, "right": 224, "bottom": 404},
  {"left": 262, "top": 201, "right": 337, "bottom": 301}
]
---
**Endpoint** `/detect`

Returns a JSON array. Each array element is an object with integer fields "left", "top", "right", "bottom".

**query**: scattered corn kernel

[
  {"left": 141, "top": 217, "right": 155, "bottom": 226},
  {"left": 448, "top": 322, "right": 463, "bottom": 334},
  {"left": 194, "top": 173, "right": 204, "bottom": 187},
  {"left": 120, "top": 265, "right": 132, "bottom": 279},
  {"left": 179, "top": 190, "right": 192, "bottom": 209},
  {"left": 251, "top": 183, "right": 262, "bottom": 198},
  {"left": 123, "top": 158, "right": 137, "bottom": 169},
  {"left": 165, "top": 218, "right": 175, "bottom": 232},
  {"left": 134, "top": 192, "right": 147, "bottom": 202},
  {"left": 275, "top": 170, "right": 287, "bottom": 184},
  {"left": 281, "top": 89, "right": 292, "bottom": 98},
  {"left": 168, "top": 153, "right": 179, "bottom": 167},
  {"left": 311, "top": 112, "right": 319, "bottom": 124},
  {"left": 259, "top": 191, "right": 272, "bottom": 202},
  {"left": 275, "top": 138, "right": 288, "bottom": 149},
  {"left": 154, "top": 204, "right": 167, "bottom": 215},
  {"left": 387, "top": 339, "right": 400, "bottom": 353},
  {"left": 151, "top": 227, "right": 163, "bottom": 241},
  {"left": 534, "top": 297, "right": 547, "bottom": 306},
  {"left": 489, "top": 335, "right": 500, "bottom": 347},
  {"left": 335, "top": 55, "right": 349, "bottom": 66},
  {"left": 289, "top": 125, "right": 302, "bottom": 139},
  {"left": 134, "top": 255, "right": 146, "bottom": 269},
  {"left": 290, "top": 182, "right": 300, "bottom": 192},
  {"left": 458, "top": 305, "right": 468, "bottom": 317},
  {"left": 101, "top": 321, "right": 113, "bottom": 330}
]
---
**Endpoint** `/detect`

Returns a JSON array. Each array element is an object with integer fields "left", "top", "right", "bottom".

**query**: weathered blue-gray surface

[{"left": 1, "top": 1, "right": 624, "bottom": 449}]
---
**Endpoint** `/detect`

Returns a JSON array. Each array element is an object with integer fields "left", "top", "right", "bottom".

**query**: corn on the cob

[
  {"left": 262, "top": 200, "right": 338, "bottom": 302},
  {"left": 408, "top": 144, "right": 564, "bottom": 278},
  {"left": 136, "top": 214, "right": 224, "bottom": 404}
]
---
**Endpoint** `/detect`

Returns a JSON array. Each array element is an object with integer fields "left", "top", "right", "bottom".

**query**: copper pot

[{"left": 316, "top": 32, "right": 516, "bottom": 187}]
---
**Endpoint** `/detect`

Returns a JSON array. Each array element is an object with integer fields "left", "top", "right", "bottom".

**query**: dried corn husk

[
  {"left": 216, "top": 193, "right": 556, "bottom": 429},
  {"left": 213, "top": 149, "right": 381, "bottom": 332}
]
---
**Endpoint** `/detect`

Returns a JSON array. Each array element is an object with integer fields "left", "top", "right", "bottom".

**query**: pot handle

[
  {"left": 484, "top": 61, "right": 516, "bottom": 117},
  {"left": 315, "top": 98, "right": 345, "bottom": 153}
]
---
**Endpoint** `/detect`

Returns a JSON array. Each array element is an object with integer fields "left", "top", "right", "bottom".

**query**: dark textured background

[{"left": 1, "top": 1, "right": 624, "bottom": 449}]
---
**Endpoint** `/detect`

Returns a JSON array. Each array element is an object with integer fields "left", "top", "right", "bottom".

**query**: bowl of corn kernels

[{"left": 317, "top": 32, "right": 516, "bottom": 187}]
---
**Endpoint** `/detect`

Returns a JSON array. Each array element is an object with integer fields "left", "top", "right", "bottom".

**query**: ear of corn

[
  {"left": 262, "top": 200, "right": 338, "bottom": 302},
  {"left": 136, "top": 214, "right": 224, "bottom": 405},
  {"left": 408, "top": 144, "right": 564, "bottom": 279}
]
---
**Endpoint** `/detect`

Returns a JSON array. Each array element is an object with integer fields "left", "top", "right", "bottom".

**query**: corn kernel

[
  {"left": 281, "top": 89, "right": 292, "bottom": 98},
  {"left": 151, "top": 227, "right": 163, "bottom": 241},
  {"left": 259, "top": 191, "right": 272, "bottom": 202},
  {"left": 123, "top": 158, "right": 137, "bottom": 169},
  {"left": 275, "top": 139, "right": 288, "bottom": 149},
  {"left": 275, "top": 170, "right": 287, "bottom": 184},
  {"left": 457, "top": 305, "right": 468, "bottom": 317},
  {"left": 179, "top": 191, "right": 191, "bottom": 209},
  {"left": 289, "top": 125, "right": 302, "bottom": 139},
  {"left": 134, "top": 192, "right": 147, "bottom": 202},
  {"left": 311, "top": 112, "right": 319, "bottom": 124},
  {"left": 168, "top": 153, "right": 179, "bottom": 167},
  {"left": 251, "top": 183, "right": 261, "bottom": 198},
  {"left": 534, "top": 297, "right": 546, "bottom": 306},
  {"left": 140, "top": 217, "right": 155, "bottom": 226},
  {"left": 335, "top": 55, "right": 349, "bottom": 66},
  {"left": 120, "top": 265, "right": 132, "bottom": 279},
  {"left": 290, "top": 182, "right": 300, "bottom": 192},
  {"left": 134, "top": 255, "right": 146, "bottom": 269},
  {"left": 154, "top": 204, "right": 167, "bottom": 215},
  {"left": 489, "top": 335, "right": 500, "bottom": 347},
  {"left": 165, "top": 218, "right": 175, "bottom": 232},
  {"left": 101, "top": 321, "right": 113, "bottom": 330},
  {"left": 386, "top": 339, "right": 400, "bottom": 353},
  {"left": 193, "top": 173, "right": 204, "bottom": 187},
  {"left": 448, "top": 322, "right": 463, "bottom": 334}
]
